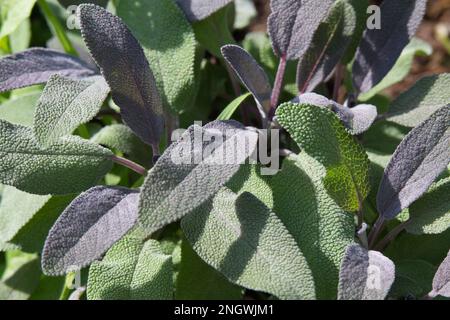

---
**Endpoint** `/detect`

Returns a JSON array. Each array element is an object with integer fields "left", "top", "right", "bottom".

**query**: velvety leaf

[
  {"left": 78, "top": 4, "right": 164, "bottom": 147},
  {"left": 349, "top": 104, "right": 378, "bottom": 135},
  {"left": 0, "top": 48, "right": 97, "bottom": 93},
  {"left": 175, "top": 239, "right": 242, "bottom": 300},
  {"left": 181, "top": 188, "right": 316, "bottom": 300},
  {"left": 406, "top": 177, "right": 450, "bottom": 235},
  {"left": 387, "top": 74, "right": 450, "bottom": 127},
  {"left": 221, "top": 45, "right": 272, "bottom": 112},
  {"left": 0, "top": 0, "right": 36, "bottom": 38},
  {"left": 430, "top": 250, "right": 450, "bottom": 298},
  {"left": 87, "top": 236, "right": 173, "bottom": 300},
  {"left": 175, "top": 0, "right": 233, "bottom": 22},
  {"left": 377, "top": 106, "right": 450, "bottom": 220},
  {"left": 228, "top": 153, "right": 356, "bottom": 299},
  {"left": 297, "top": 0, "right": 355, "bottom": 93},
  {"left": 352, "top": 0, "right": 427, "bottom": 94},
  {"left": 338, "top": 244, "right": 395, "bottom": 300},
  {"left": 389, "top": 259, "right": 435, "bottom": 299},
  {"left": 0, "top": 91, "right": 41, "bottom": 127},
  {"left": 139, "top": 120, "right": 258, "bottom": 235},
  {"left": 42, "top": 186, "right": 139, "bottom": 275},
  {"left": 0, "top": 120, "right": 113, "bottom": 195},
  {"left": 34, "top": 75, "right": 110, "bottom": 147},
  {"left": 267, "top": 0, "right": 334, "bottom": 60},
  {"left": 217, "top": 92, "right": 251, "bottom": 121},
  {"left": 276, "top": 102, "right": 370, "bottom": 212},
  {"left": 342, "top": 0, "right": 368, "bottom": 63},
  {"left": 359, "top": 38, "right": 432, "bottom": 101},
  {"left": 117, "top": 0, "right": 197, "bottom": 114}
]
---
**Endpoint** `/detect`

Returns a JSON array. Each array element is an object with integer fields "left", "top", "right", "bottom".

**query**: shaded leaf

[
  {"left": 276, "top": 102, "right": 370, "bottom": 212},
  {"left": 338, "top": 244, "right": 395, "bottom": 300},
  {"left": 0, "top": 120, "right": 113, "bottom": 195},
  {"left": 352, "top": 0, "right": 427, "bottom": 94},
  {"left": 139, "top": 120, "right": 258, "bottom": 235},
  {"left": 387, "top": 73, "right": 450, "bottom": 127},
  {"left": 78, "top": 4, "right": 164, "bottom": 147},
  {"left": 34, "top": 75, "right": 110, "bottom": 147},
  {"left": 389, "top": 259, "right": 435, "bottom": 299},
  {"left": 430, "top": 250, "right": 450, "bottom": 298},
  {"left": 0, "top": 0, "right": 36, "bottom": 38},
  {"left": 181, "top": 188, "right": 316, "bottom": 300},
  {"left": 87, "top": 236, "right": 173, "bottom": 300},
  {"left": 117, "top": 0, "right": 197, "bottom": 114},
  {"left": 175, "top": 0, "right": 233, "bottom": 22},
  {"left": 377, "top": 106, "right": 450, "bottom": 220},
  {"left": 42, "top": 186, "right": 139, "bottom": 275},
  {"left": 341, "top": 0, "right": 368, "bottom": 63},
  {"left": 217, "top": 92, "right": 251, "bottom": 121},
  {"left": 297, "top": 0, "right": 355, "bottom": 93},
  {"left": 0, "top": 48, "right": 97, "bottom": 93},
  {"left": 267, "top": 0, "right": 334, "bottom": 60},
  {"left": 0, "top": 91, "right": 41, "bottom": 127},
  {"left": 221, "top": 45, "right": 272, "bottom": 112}
]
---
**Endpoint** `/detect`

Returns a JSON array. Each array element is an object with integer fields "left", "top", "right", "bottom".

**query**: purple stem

[
  {"left": 112, "top": 155, "right": 147, "bottom": 176},
  {"left": 269, "top": 54, "right": 287, "bottom": 119}
]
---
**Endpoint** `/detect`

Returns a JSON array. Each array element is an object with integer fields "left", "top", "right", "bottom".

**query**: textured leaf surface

[
  {"left": 0, "top": 91, "right": 41, "bottom": 127},
  {"left": 387, "top": 74, "right": 450, "bottom": 127},
  {"left": 42, "top": 186, "right": 139, "bottom": 275},
  {"left": 181, "top": 188, "right": 316, "bottom": 300},
  {"left": 0, "top": 48, "right": 97, "bottom": 93},
  {"left": 175, "top": 0, "right": 232, "bottom": 22},
  {"left": 342, "top": 0, "right": 368, "bottom": 63},
  {"left": 34, "top": 75, "right": 110, "bottom": 146},
  {"left": 228, "top": 153, "right": 356, "bottom": 299},
  {"left": 0, "top": 120, "right": 113, "bottom": 195},
  {"left": 406, "top": 177, "right": 450, "bottom": 235},
  {"left": 338, "top": 244, "right": 395, "bottom": 300},
  {"left": 352, "top": 0, "right": 426, "bottom": 94},
  {"left": 217, "top": 92, "right": 251, "bottom": 121},
  {"left": 222, "top": 45, "right": 272, "bottom": 112},
  {"left": 276, "top": 102, "right": 370, "bottom": 212},
  {"left": 78, "top": 4, "right": 164, "bottom": 147},
  {"left": 377, "top": 106, "right": 450, "bottom": 220},
  {"left": 176, "top": 239, "right": 242, "bottom": 300},
  {"left": 431, "top": 250, "right": 450, "bottom": 298},
  {"left": 139, "top": 120, "right": 258, "bottom": 235},
  {"left": 297, "top": 0, "right": 355, "bottom": 93},
  {"left": 0, "top": 0, "right": 36, "bottom": 38},
  {"left": 88, "top": 236, "right": 173, "bottom": 300},
  {"left": 389, "top": 259, "right": 435, "bottom": 299},
  {"left": 268, "top": 0, "right": 334, "bottom": 60},
  {"left": 118, "top": 0, "right": 196, "bottom": 114}
]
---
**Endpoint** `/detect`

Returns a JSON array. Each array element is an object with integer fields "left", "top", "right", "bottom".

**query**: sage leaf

[
  {"left": 217, "top": 92, "right": 251, "bottom": 121},
  {"left": 338, "top": 244, "right": 395, "bottom": 300},
  {"left": 387, "top": 74, "right": 450, "bottom": 127},
  {"left": 34, "top": 75, "right": 110, "bottom": 147},
  {"left": 267, "top": 0, "right": 334, "bottom": 60},
  {"left": 117, "top": 0, "right": 197, "bottom": 114},
  {"left": 87, "top": 236, "right": 173, "bottom": 300},
  {"left": 352, "top": 0, "right": 427, "bottom": 94},
  {"left": 0, "top": 0, "right": 36, "bottom": 39},
  {"left": 0, "top": 120, "right": 113, "bottom": 195},
  {"left": 234, "top": 0, "right": 257, "bottom": 30},
  {"left": 175, "top": 0, "right": 233, "bottom": 22},
  {"left": 377, "top": 106, "right": 450, "bottom": 220},
  {"left": 181, "top": 188, "right": 316, "bottom": 300},
  {"left": 0, "top": 91, "right": 41, "bottom": 127},
  {"left": 349, "top": 103, "right": 378, "bottom": 135},
  {"left": 42, "top": 186, "right": 139, "bottom": 275},
  {"left": 430, "top": 250, "right": 450, "bottom": 298},
  {"left": 139, "top": 120, "right": 258, "bottom": 235},
  {"left": 406, "top": 177, "right": 450, "bottom": 235},
  {"left": 297, "top": 0, "right": 355, "bottom": 93},
  {"left": 276, "top": 102, "right": 370, "bottom": 212},
  {"left": 78, "top": 4, "right": 165, "bottom": 147},
  {"left": 342, "top": 0, "right": 368, "bottom": 64},
  {"left": 221, "top": 45, "right": 272, "bottom": 113},
  {"left": 0, "top": 48, "right": 97, "bottom": 93}
]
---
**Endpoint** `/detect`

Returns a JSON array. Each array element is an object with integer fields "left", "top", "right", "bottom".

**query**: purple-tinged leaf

[
  {"left": 352, "top": 0, "right": 427, "bottom": 94},
  {"left": 377, "top": 105, "right": 450, "bottom": 220},
  {"left": 78, "top": 4, "right": 164, "bottom": 148},
  {"left": 42, "top": 186, "right": 139, "bottom": 276},
  {"left": 221, "top": 45, "right": 272, "bottom": 113},
  {"left": 175, "top": 0, "right": 233, "bottom": 22},
  {"left": 292, "top": 93, "right": 377, "bottom": 135},
  {"left": 430, "top": 250, "right": 450, "bottom": 298},
  {"left": 297, "top": 0, "right": 355, "bottom": 93},
  {"left": 0, "top": 48, "right": 97, "bottom": 93},
  {"left": 267, "top": 0, "right": 334, "bottom": 60},
  {"left": 338, "top": 244, "right": 395, "bottom": 300}
]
